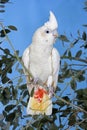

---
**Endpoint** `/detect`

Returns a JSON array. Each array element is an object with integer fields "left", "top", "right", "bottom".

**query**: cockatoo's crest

[{"left": 44, "top": 11, "right": 58, "bottom": 30}]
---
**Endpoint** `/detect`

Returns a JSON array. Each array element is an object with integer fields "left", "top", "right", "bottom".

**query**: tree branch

[{"left": 54, "top": 94, "right": 87, "bottom": 115}]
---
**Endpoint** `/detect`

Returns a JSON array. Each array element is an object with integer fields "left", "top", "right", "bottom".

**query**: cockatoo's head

[{"left": 32, "top": 11, "right": 58, "bottom": 45}]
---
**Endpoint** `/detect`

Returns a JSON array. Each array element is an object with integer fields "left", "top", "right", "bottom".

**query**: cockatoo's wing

[
  {"left": 47, "top": 48, "right": 60, "bottom": 90},
  {"left": 22, "top": 47, "right": 33, "bottom": 93},
  {"left": 52, "top": 48, "right": 60, "bottom": 88}
]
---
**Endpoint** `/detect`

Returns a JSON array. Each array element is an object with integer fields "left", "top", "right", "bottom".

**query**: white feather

[{"left": 44, "top": 11, "right": 58, "bottom": 30}]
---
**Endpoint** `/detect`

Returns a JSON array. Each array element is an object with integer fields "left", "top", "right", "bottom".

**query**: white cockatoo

[{"left": 22, "top": 11, "right": 60, "bottom": 115}]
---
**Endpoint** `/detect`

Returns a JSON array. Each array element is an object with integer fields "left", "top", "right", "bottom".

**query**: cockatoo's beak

[
  {"left": 44, "top": 11, "right": 58, "bottom": 30},
  {"left": 52, "top": 30, "right": 58, "bottom": 38}
]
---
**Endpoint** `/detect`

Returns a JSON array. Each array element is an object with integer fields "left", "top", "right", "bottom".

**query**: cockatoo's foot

[{"left": 48, "top": 86, "right": 54, "bottom": 98}]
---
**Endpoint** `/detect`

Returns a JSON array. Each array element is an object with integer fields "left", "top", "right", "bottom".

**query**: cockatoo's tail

[
  {"left": 34, "top": 87, "right": 48, "bottom": 102},
  {"left": 27, "top": 86, "right": 52, "bottom": 115}
]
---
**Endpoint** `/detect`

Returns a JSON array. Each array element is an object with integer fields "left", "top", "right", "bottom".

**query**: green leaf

[
  {"left": 0, "top": 10, "right": 5, "bottom": 13},
  {"left": 3, "top": 110, "right": 7, "bottom": 117},
  {"left": 68, "top": 51, "right": 72, "bottom": 58},
  {"left": 0, "top": 5, "right": 5, "bottom": 8},
  {"left": 0, "top": 0, "right": 9, "bottom": 4},
  {"left": 11, "top": 87, "right": 17, "bottom": 98},
  {"left": 72, "top": 39, "right": 79, "bottom": 45},
  {"left": 22, "top": 90, "right": 29, "bottom": 98},
  {"left": 75, "top": 50, "right": 82, "bottom": 58},
  {"left": 76, "top": 89, "right": 83, "bottom": 96},
  {"left": 52, "top": 108, "right": 58, "bottom": 114},
  {"left": 68, "top": 113, "right": 76, "bottom": 126},
  {"left": 62, "top": 62, "right": 68, "bottom": 71},
  {"left": 58, "top": 75, "right": 64, "bottom": 83},
  {"left": 59, "top": 35, "right": 69, "bottom": 42},
  {"left": 60, "top": 107, "right": 71, "bottom": 117},
  {"left": 0, "top": 29, "right": 11, "bottom": 37},
  {"left": 5, "top": 112, "right": 15, "bottom": 122},
  {"left": 2, "top": 88, "right": 10, "bottom": 99},
  {"left": 70, "top": 79, "right": 77, "bottom": 90},
  {"left": 4, "top": 49, "right": 10, "bottom": 54},
  {"left": 82, "top": 32, "right": 86, "bottom": 41},
  {"left": 83, "top": 24, "right": 87, "bottom": 27},
  {"left": 84, "top": 1, "right": 87, "bottom": 6},
  {"left": 24, "top": 126, "right": 34, "bottom": 130},
  {"left": 84, "top": 42, "right": 87, "bottom": 49},
  {"left": 8, "top": 25, "right": 17, "bottom": 31},
  {"left": 63, "top": 50, "right": 67, "bottom": 56},
  {"left": 2, "top": 75, "right": 10, "bottom": 84},
  {"left": 19, "top": 84, "right": 26, "bottom": 90},
  {"left": 56, "top": 99, "right": 65, "bottom": 107},
  {"left": 30, "top": 87, "right": 34, "bottom": 97},
  {"left": 0, "top": 41, "right": 3, "bottom": 44},
  {"left": 49, "top": 123, "right": 58, "bottom": 130},
  {"left": 40, "top": 116, "right": 53, "bottom": 124},
  {"left": 63, "top": 96, "right": 70, "bottom": 101},
  {"left": 76, "top": 74, "right": 85, "bottom": 82},
  {"left": 84, "top": 7, "right": 87, "bottom": 11},
  {"left": 21, "top": 101, "right": 27, "bottom": 107},
  {"left": 32, "top": 120, "right": 40, "bottom": 128},
  {"left": 63, "top": 69, "right": 71, "bottom": 78},
  {"left": 5, "top": 104, "right": 16, "bottom": 112}
]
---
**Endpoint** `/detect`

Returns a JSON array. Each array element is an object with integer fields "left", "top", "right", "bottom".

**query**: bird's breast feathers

[{"left": 29, "top": 46, "right": 52, "bottom": 82}]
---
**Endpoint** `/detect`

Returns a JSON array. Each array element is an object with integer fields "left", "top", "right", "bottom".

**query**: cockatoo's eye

[{"left": 45, "top": 30, "right": 50, "bottom": 34}]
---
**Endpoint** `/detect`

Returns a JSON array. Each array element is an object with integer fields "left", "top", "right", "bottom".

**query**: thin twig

[
  {"left": 59, "top": 82, "right": 70, "bottom": 96},
  {"left": 76, "top": 118, "right": 87, "bottom": 125},
  {"left": 68, "top": 63, "right": 87, "bottom": 67},
  {"left": 0, "top": 46, "right": 14, "bottom": 57},
  {"left": 61, "top": 56, "right": 87, "bottom": 64},
  {"left": 0, "top": 74, "right": 26, "bottom": 87}
]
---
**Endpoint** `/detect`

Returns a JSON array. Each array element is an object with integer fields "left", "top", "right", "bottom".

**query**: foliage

[
  {"left": 0, "top": 1, "right": 87, "bottom": 130},
  {"left": 0, "top": 0, "right": 10, "bottom": 13}
]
